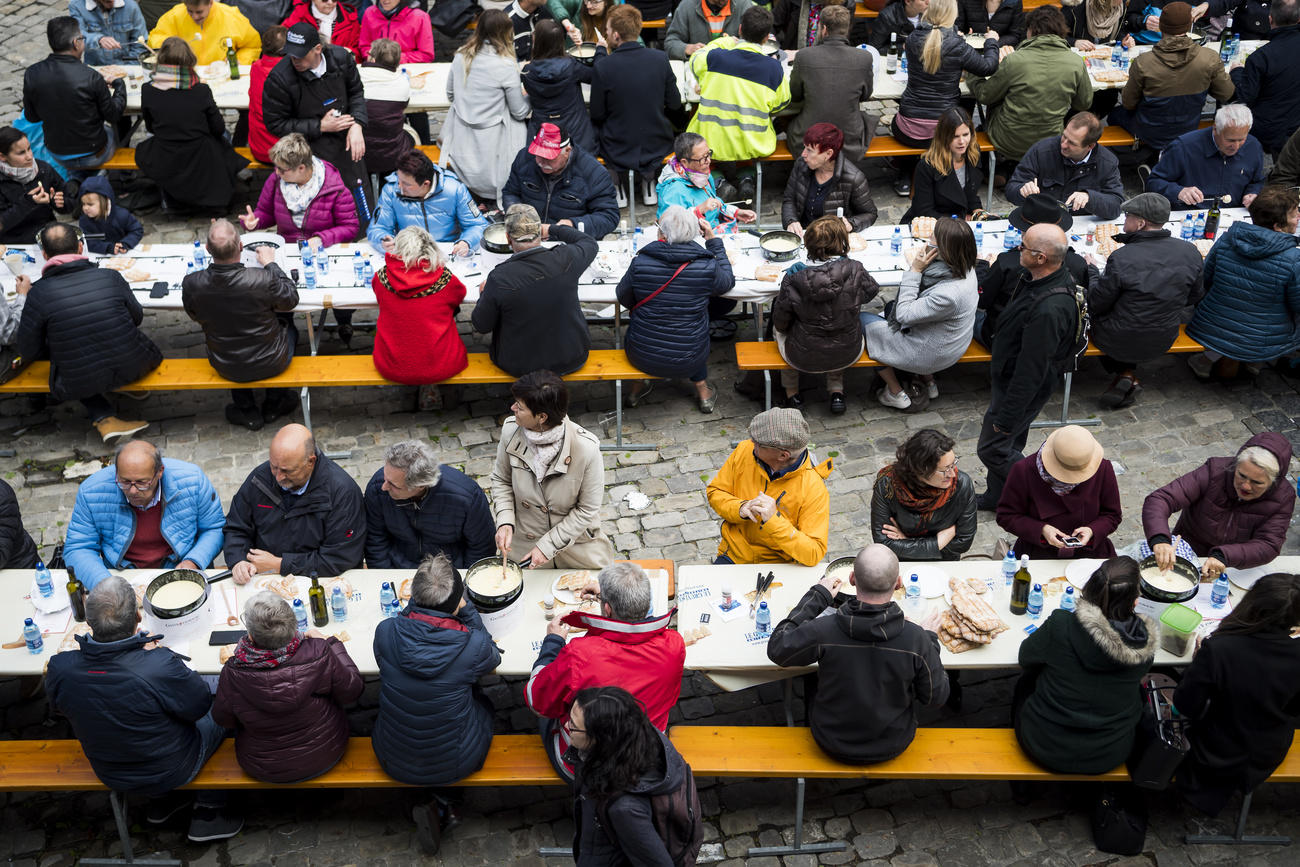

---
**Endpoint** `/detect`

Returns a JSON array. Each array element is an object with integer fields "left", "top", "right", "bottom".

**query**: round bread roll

[{"left": 910, "top": 216, "right": 936, "bottom": 240}]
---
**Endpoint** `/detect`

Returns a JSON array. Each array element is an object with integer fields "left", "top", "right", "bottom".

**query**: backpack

[
  {"left": 1034, "top": 277, "right": 1091, "bottom": 372},
  {"left": 598, "top": 760, "right": 705, "bottom": 867}
]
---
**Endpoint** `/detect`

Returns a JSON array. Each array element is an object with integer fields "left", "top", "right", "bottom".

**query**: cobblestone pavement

[{"left": 2, "top": 11, "right": 1300, "bottom": 864}]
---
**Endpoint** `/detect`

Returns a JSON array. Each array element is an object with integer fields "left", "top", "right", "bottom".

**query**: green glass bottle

[
  {"left": 226, "top": 38, "right": 240, "bottom": 80},
  {"left": 1009, "top": 555, "right": 1032, "bottom": 616},
  {"left": 308, "top": 572, "right": 329, "bottom": 627},
  {"left": 67, "top": 566, "right": 87, "bottom": 623}
]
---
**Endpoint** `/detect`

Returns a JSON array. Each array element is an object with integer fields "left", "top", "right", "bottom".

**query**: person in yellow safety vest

[
  {"left": 686, "top": 5, "right": 791, "bottom": 202},
  {"left": 149, "top": 0, "right": 262, "bottom": 66}
]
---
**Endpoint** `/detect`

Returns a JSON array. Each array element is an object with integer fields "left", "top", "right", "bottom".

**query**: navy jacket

[
  {"left": 363, "top": 465, "right": 496, "bottom": 569},
  {"left": 371, "top": 601, "right": 501, "bottom": 785},
  {"left": 589, "top": 42, "right": 682, "bottom": 174},
  {"left": 1007, "top": 136, "right": 1125, "bottom": 220},
  {"left": 501, "top": 145, "right": 620, "bottom": 239},
  {"left": 1147, "top": 126, "right": 1266, "bottom": 209},
  {"left": 522, "top": 56, "right": 597, "bottom": 155},
  {"left": 47, "top": 632, "right": 211, "bottom": 795},
  {"left": 1229, "top": 25, "right": 1300, "bottom": 154},
  {"left": 77, "top": 177, "right": 144, "bottom": 254},
  {"left": 615, "top": 238, "right": 735, "bottom": 380}
]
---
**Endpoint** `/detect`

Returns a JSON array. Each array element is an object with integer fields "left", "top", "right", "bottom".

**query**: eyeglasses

[
  {"left": 683, "top": 150, "right": 713, "bottom": 165},
  {"left": 935, "top": 458, "right": 959, "bottom": 476},
  {"left": 1017, "top": 244, "right": 1045, "bottom": 257},
  {"left": 563, "top": 719, "right": 586, "bottom": 735},
  {"left": 74, "top": 35, "right": 86, "bottom": 44},
  {"left": 116, "top": 471, "right": 160, "bottom": 492}
]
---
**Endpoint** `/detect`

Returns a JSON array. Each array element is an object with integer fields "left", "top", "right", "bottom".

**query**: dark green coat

[{"left": 1015, "top": 600, "right": 1156, "bottom": 774}]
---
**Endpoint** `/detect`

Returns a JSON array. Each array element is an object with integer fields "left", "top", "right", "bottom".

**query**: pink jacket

[
  {"left": 358, "top": 3, "right": 434, "bottom": 62},
  {"left": 252, "top": 159, "right": 360, "bottom": 247}
]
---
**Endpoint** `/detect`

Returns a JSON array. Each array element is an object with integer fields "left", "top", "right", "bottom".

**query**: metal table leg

[{"left": 1185, "top": 793, "right": 1291, "bottom": 846}]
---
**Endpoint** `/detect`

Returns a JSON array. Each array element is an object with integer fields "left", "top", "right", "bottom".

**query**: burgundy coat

[
  {"left": 251, "top": 159, "right": 361, "bottom": 248},
  {"left": 996, "top": 454, "right": 1122, "bottom": 560},
  {"left": 211, "top": 636, "right": 364, "bottom": 784},
  {"left": 1142, "top": 432, "right": 1295, "bottom": 568}
]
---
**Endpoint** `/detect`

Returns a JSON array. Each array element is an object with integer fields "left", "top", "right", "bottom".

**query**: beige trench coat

[{"left": 489, "top": 417, "right": 614, "bottom": 569}]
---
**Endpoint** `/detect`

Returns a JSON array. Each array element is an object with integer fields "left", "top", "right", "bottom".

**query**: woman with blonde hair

[
  {"left": 890, "top": 0, "right": 998, "bottom": 196},
  {"left": 440, "top": 9, "right": 531, "bottom": 205},
  {"left": 901, "top": 107, "right": 985, "bottom": 221},
  {"left": 371, "top": 225, "right": 469, "bottom": 411}
]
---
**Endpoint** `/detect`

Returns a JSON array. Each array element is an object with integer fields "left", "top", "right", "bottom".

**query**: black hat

[
  {"left": 284, "top": 22, "right": 321, "bottom": 59},
  {"left": 1008, "top": 192, "right": 1073, "bottom": 232}
]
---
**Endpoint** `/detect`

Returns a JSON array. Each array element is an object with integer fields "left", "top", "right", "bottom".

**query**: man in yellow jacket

[
  {"left": 148, "top": 0, "right": 261, "bottom": 66},
  {"left": 706, "top": 407, "right": 832, "bottom": 566}
]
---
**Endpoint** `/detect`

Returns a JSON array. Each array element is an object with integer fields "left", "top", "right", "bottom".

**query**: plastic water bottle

[
  {"left": 1003, "top": 225, "right": 1020, "bottom": 250},
  {"left": 23, "top": 618, "right": 42, "bottom": 655},
  {"left": 388, "top": 596, "right": 403, "bottom": 618},
  {"left": 899, "top": 51, "right": 907, "bottom": 75},
  {"left": 1061, "top": 586, "right": 1077, "bottom": 613},
  {"left": 1001, "top": 550, "right": 1017, "bottom": 587},
  {"left": 299, "top": 238, "right": 313, "bottom": 269},
  {"left": 632, "top": 226, "right": 643, "bottom": 254},
  {"left": 304, "top": 265, "right": 316, "bottom": 290},
  {"left": 1110, "top": 42, "right": 1122, "bottom": 67},
  {"left": 361, "top": 256, "right": 374, "bottom": 283},
  {"left": 973, "top": 221, "right": 984, "bottom": 249},
  {"left": 192, "top": 240, "right": 207, "bottom": 269},
  {"left": 755, "top": 600, "right": 771, "bottom": 634},
  {"left": 292, "top": 598, "right": 309, "bottom": 632},
  {"left": 1210, "top": 574, "right": 1230, "bottom": 608},
  {"left": 1181, "top": 214, "right": 1194, "bottom": 240},
  {"left": 1194, "top": 211, "right": 1206, "bottom": 237},
  {"left": 906, "top": 573, "right": 921, "bottom": 603},
  {"left": 379, "top": 581, "right": 396, "bottom": 615},
  {"left": 185, "top": 258, "right": 197, "bottom": 275},
  {"left": 317, "top": 250, "right": 330, "bottom": 277},
  {"left": 330, "top": 585, "right": 348, "bottom": 622},
  {"left": 1026, "top": 583, "right": 1044, "bottom": 619},
  {"left": 35, "top": 560, "right": 53, "bottom": 599},
  {"left": 891, "top": 226, "right": 903, "bottom": 254},
  {"left": 353, "top": 250, "right": 365, "bottom": 284}
]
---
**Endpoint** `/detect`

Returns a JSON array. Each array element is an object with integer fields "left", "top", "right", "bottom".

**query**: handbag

[
  {"left": 632, "top": 262, "right": 690, "bottom": 312},
  {"left": 1091, "top": 785, "right": 1148, "bottom": 856},
  {"left": 428, "top": 0, "right": 481, "bottom": 36},
  {"left": 1128, "top": 673, "right": 1191, "bottom": 791}
]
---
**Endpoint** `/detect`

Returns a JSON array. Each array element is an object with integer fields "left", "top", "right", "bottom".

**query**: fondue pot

[
  {"left": 758, "top": 230, "right": 802, "bottom": 262},
  {"left": 141, "top": 568, "right": 233, "bottom": 641},
  {"left": 481, "top": 222, "right": 511, "bottom": 255},
  {"left": 567, "top": 43, "right": 599, "bottom": 65},
  {"left": 1136, "top": 554, "right": 1200, "bottom": 604},
  {"left": 824, "top": 555, "right": 856, "bottom": 606},
  {"left": 464, "top": 556, "right": 526, "bottom": 640}
]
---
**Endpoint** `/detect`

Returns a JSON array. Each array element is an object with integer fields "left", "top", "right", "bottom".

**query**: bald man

[
  {"left": 64, "top": 440, "right": 226, "bottom": 589},
  {"left": 223, "top": 424, "right": 366, "bottom": 582},
  {"left": 976, "top": 223, "right": 1084, "bottom": 508},
  {"left": 767, "top": 544, "right": 948, "bottom": 764}
]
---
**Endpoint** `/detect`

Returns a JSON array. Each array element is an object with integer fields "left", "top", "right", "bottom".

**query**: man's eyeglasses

[
  {"left": 1017, "top": 243, "right": 1045, "bottom": 257},
  {"left": 116, "top": 471, "right": 160, "bottom": 492},
  {"left": 683, "top": 150, "right": 713, "bottom": 165}
]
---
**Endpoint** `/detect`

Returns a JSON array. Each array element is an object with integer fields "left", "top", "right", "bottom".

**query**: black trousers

[
  {"left": 977, "top": 371, "right": 1059, "bottom": 502},
  {"left": 1100, "top": 355, "right": 1136, "bottom": 375}
]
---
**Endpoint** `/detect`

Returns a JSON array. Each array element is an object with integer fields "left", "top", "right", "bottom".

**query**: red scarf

[{"left": 876, "top": 463, "right": 957, "bottom": 531}]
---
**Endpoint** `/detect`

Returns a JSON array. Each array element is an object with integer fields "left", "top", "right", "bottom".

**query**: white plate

[
  {"left": 901, "top": 564, "right": 947, "bottom": 598},
  {"left": 1065, "top": 559, "right": 1106, "bottom": 590},
  {"left": 1225, "top": 564, "right": 1271, "bottom": 592},
  {"left": 551, "top": 570, "right": 596, "bottom": 604}
]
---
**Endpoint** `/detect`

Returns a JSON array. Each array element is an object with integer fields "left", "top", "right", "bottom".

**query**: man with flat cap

[
  {"left": 706, "top": 407, "right": 832, "bottom": 566},
  {"left": 224, "top": 423, "right": 366, "bottom": 582},
  {"left": 1088, "top": 192, "right": 1204, "bottom": 409}
]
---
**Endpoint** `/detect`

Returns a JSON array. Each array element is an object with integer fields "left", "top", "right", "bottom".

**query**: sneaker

[
  {"left": 641, "top": 176, "right": 657, "bottom": 206},
  {"left": 94, "top": 416, "right": 149, "bottom": 444},
  {"left": 709, "top": 319, "right": 738, "bottom": 341},
  {"left": 737, "top": 176, "right": 756, "bottom": 203},
  {"left": 829, "top": 392, "right": 846, "bottom": 414},
  {"left": 224, "top": 402, "right": 265, "bottom": 431},
  {"left": 1098, "top": 374, "right": 1135, "bottom": 408},
  {"left": 627, "top": 379, "right": 655, "bottom": 408},
  {"left": 780, "top": 392, "right": 804, "bottom": 409},
  {"left": 925, "top": 379, "right": 939, "bottom": 400},
  {"left": 697, "top": 383, "right": 717, "bottom": 414},
  {"left": 417, "top": 384, "right": 444, "bottom": 411},
  {"left": 615, "top": 183, "right": 628, "bottom": 210},
  {"left": 146, "top": 793, "right": 191, "bottom": 825},
  {"left": 187, "top": 807, "right": 243, "bottom": 842},
  {"left": 893, "top": 176, "right": 911, "bottom": 197},
  {"left": 1187, "top": 353, "right": 1215, "bottom": 380},
  {"left": 412, "top": 803, "right": 444, "bottom": 856},
  {"left": 261, "top": 391, "right": 299, "bottom": 424},
  {"left": 1136, "top": 164, "right": 1152, "bottom": 189},
  {"left": 878, "top": 386, "right": 912, "bottom": 410}
]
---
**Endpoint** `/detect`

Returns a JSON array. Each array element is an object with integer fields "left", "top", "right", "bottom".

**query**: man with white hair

[
  {"left": 1143, "top": 432, "right": 1295, "bottom": 580},
  {"left": 1146, "top": 104, "right": 1266, "bottom": 209},
  {"left": 46, "top": 576, "right": 241, "bottom": 841},
  {"left": 363, "top": 440, "right": 496, "bottom": 569},
  {"left": 767, "top": 543, "right": 948, "bottom": 764},
  {"left": 526, "top": 561, "right": 685, "bottom": 782}
]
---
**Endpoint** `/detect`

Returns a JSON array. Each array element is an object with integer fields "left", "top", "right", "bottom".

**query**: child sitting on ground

[{"left": 78, "top": 177, "right": 144, "bottom": 255}]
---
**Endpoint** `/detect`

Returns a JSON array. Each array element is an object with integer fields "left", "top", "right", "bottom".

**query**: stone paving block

[
  {"left": 853, "top": 829, "right": 899, "bottom": 860},
  {"left": 889, "top": 852, "right": 940, "bottom": 867},
  {"left": 719, "top": 807, "right": 762, "bottom": 836}
]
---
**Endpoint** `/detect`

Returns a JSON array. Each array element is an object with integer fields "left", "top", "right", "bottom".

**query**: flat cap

[
  {"left": 1121, "top": 192, "right": 1171, "bottom": 227},
  {"left": 748, "top": 407, "right": 809, "bottom": 451}
]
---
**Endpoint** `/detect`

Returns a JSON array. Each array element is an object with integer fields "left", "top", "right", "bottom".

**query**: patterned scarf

[
  {"left": 0, "top": 159, "right": 38, "bottom": 185},
  {"left": 1036, "top": 447, "right": 1079, "bottom": 496},
  {"left": 231, "top": 632, "right": 302, "bottom": 668},
  {"left": 876, "top": 463, "right": 956, "bottom": 531},
  {"left": 150, "top": 63, "right": 200, "bottom": 91},
  {"left": 280, "top": 156, "right": 327, "bottom": 229},
  {"left": 804, "top": 3, "right": 824, "bottom": 46},
  {"left": 522, "top": 422, "right": 566, "bottom": 483},
  {"left": 1084, "top": 0, "right": 1124, "bottom": 42}
]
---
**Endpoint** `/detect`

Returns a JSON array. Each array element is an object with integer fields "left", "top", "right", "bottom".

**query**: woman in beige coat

[{"left": 489, "top": 370, "right": 615, "bottom": 569}]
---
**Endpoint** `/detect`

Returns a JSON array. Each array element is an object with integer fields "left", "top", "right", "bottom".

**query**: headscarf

[
  {"left": 670, "top": 156, "right": 712, "bottom": 190},
  {"left": 876, "top": 462, "right": 957, "bottom": 531},
  {"left": 1036, "top": 446, "right": 1079, "bottom": 496}
]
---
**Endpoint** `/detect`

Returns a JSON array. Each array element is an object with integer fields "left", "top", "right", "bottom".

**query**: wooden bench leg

[
  {"left": 79, "top": 791, "right": 183, "bottom": 866},
  {"left": 1029, "top": 371, "right": 1101, "bottom": 430},
  {"left": 1185, "top": 792, "right": 1291, "bottom": 846},
  {"left": 747, "top": 777, "right": 848, "bottom": 857}
]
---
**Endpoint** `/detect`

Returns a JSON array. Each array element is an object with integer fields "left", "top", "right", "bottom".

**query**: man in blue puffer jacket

[
  {"left": 64, "top": 440, "right": 225, "bottom": 589},
  {"left": 1186, "top": 184, "right": 1300, "bottom": 372},
  {"left": 366, "top": 150, "right": 487, "bottom": 256}
]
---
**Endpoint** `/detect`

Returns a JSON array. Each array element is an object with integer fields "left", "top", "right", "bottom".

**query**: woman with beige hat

[{"left": 995, "top": 425, "right": 1121, "bottom": 559}]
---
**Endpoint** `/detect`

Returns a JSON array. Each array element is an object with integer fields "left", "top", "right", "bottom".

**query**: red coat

[
  {"left": 996, "top": 454, "right": 1122, "bottom": 560},
  {"left": 247, "top": 54, "right": 283, "bottom": 164},
  {"left": 282, "top": 0, "right": 363, "bottom": 60},
  {"left": 371, "top": 254, "right": 468, "bottom": 384}
]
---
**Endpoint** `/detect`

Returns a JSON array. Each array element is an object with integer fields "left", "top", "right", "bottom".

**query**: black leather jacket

[
  {"left": 22, "top": 54, "right": 126, "bottom": 155},
  {"left": 871, "top": 469, "right": 978, "bottom": 561},
  {"left": 181, "top": 262, "right": 299, "bottom": 381}
]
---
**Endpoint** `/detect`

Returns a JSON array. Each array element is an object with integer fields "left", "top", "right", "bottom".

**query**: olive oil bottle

[{"left": 308, "top": 572, "right": 329, "bottom": 627}]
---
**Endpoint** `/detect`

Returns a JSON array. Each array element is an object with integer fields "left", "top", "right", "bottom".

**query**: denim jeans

[
  {"left": 184, "top": 711, "right": 231, "bottom": 808},
  {"left": 49, "top": 124, "right": 117, "bottom": 180}
]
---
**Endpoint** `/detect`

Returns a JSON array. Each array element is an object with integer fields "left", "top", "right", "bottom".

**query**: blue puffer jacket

[
  {"left": 615, "top": 238, "right": 735, "bottom": 379},
  {"left": 46, "top": 631, "right": 211, "bottom": 795},
  {"left": 366, "top": 168, "right": 488, "bottom": 252},
  {"left": 77, "top": 176, "right": 144, "bottom": 254},
  {"left": 362, "top": 465, "right": 497, "bottom": 569},
  {"left": 501, "top": 145, "right": 620, "bottom": 239},
  {"left": 371, "top": 600, "right": 501, "bottom": 785},
  {"left": 64, "top": 458, "right": 226, "bottom": 589},
  {"left": 1188, "top": 221, "right": 1300, "bottom": 362}
]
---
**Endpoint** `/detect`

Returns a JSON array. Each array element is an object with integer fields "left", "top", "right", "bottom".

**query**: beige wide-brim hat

[{"left": 1041, "top": 425, "right": 1104, "bottom": 484}]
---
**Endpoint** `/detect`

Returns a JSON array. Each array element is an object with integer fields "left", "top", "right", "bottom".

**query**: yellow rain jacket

[
  {"left": 148, "top": 1, "right": 261, "bottom": 66},
  {"left": 686, "top": 37, "right": 791, "bottom": 162},
  {"left": 707, "top": 440, "right": 832, "bottom": 566}
]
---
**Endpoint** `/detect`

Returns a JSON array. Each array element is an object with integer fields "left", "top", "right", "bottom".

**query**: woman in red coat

[
  {"left": 372, "top": 225, "right": 468, "bottom": 410},
  {"left": 996, "top": 425, "right": 1121, "bottom": 560},
  {"left": 282, "top": 0, "right": 363, "bottom": 59}
]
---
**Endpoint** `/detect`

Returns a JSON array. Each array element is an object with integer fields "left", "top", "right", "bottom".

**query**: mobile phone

[
  {"left": 149, "top": 282, "right": 169, "bottom": 298},
  {"left": 209, "top": 629, "right": 247, "bottom": 645},
  {"left": 1062, "top": 536, "right": 1084, "bottom": 547}
]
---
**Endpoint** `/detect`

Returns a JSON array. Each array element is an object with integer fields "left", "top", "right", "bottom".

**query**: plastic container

[
  {"left": 1159, "top": 603, "right": 1203, "bottom": 657},
  {"left": 292, "top": 598, "right": 308, "bottom": 632}
]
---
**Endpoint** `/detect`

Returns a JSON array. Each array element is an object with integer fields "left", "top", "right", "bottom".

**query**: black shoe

[
  {"left": 893, "top": 176, "right": 911, "bottom": 197},
  {"left": 1115, "top": 378, "right": 1142, "bottom": 408},
  {"left": 976, "top": 492, "right": 998, "bottom": 511},
  {"left": 146, "top": 793, "right": 191, "bottom": 825},
  {"left": 738, "top": 176, "right": 756, "bottom": 203},
  {"left": 709, "top": 319, "right": 738, "bottom": 341},
  {"left": 261, "top": 391, "right": 299, "bottom": 424},
  {"left": 829, "top": 392, "right": 846, "bottom": 414},
  {"left": 716, "top": 180, "right": 739, "bottom": 202},
  {"left": 412, "top": 803, "right": 445, "bottom": 856},
  {"left": 337, "top": 322, "right": 354, "bottom": 347},
  {"left": 1098, "top": 374, "right": 1134, "bottom": 409},
  {"left": 224, "top": 402, "right": 264, "bottom": 431},
  {"left": 780, "top": 392, "right": 804, "bottom": 409},
  {"left": 187, "top": 807, "right": 243, "bottom": 842}
]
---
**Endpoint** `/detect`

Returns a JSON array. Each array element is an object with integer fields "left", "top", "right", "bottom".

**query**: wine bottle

[
  {"left": 1009, "top": 555, "right": 1031, "bottom": 616},
  {"left": 308, "top": 572, "right": 329, "bottom": 627},
  {"left": 67, "top": 566, "right": 87, "bottom": 623},
  {"left": 1203, "top": 196, "right": 1221, "bottom": 240},
  {"left": 886, "top": 33, "right": 898, "bottom": 75}
]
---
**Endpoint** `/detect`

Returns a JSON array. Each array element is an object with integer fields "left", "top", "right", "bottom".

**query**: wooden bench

[
  {"left": 0, "top": 351, "right": 659, "bottom": 450},
  {"left": 735, "top": 326, "right": 1206, "bottom": 427},
  {"left": 672, "top": 725, "right": 1300, "bottom": 856},
  {"left": 101, "top": 146, "right": 272, "bottom": 173}
]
